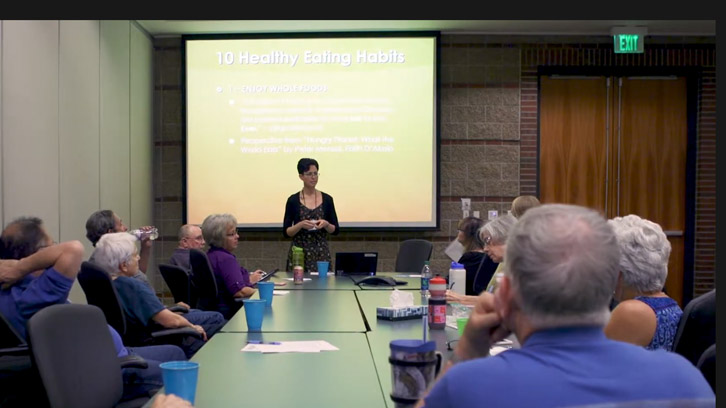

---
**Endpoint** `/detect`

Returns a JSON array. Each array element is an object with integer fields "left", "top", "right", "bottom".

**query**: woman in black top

[
  {"left": 282, "top": 158, "right": 340, "bottom": 272},
  {"left": 450, "top": 216, "right": 498, "bottom": 297}
]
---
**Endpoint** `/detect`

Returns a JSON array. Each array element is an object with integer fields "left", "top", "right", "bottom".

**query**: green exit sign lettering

[{"left": 611, "top": 26, "right": 647, "bottom": 53}]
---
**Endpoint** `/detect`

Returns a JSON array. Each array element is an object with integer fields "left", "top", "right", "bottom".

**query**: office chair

[
  {"left": 395, "top": 239, "right": 433, "bottom": 273},
  {"left": 673, "top": 289, "right": 716, "bottom": 366},
  {"left": 189, "top": 249, "right": 221, "bottom": 311},
  {"left": 159, "top": 263, "right": 197, "bottom": 307},
  {"left": 696, "top": 344, "right": 715, "bottom": 392},
  {"left": 78, "top": 261, "right": 202, "bottom": 348},
  {"left": 1, "top": 309, "right": 48, "bottom": 408},
  {"left": 26, "top": 303, "right": 149, "bottom": 408}
]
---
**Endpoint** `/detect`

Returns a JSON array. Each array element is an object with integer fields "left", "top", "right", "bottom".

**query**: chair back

[
  {"left": 696, "top": 344, "right": 715, "bottom": 392},
  {"left": 395, "top": 239, "right": 433, "bottom": 273},
  {"left": 189, "top": 249, "right": 219, "bottom": 311},
  {"left": 159, "top": 263, "right": 196, "bottom": 306},
  {"left": 77, "top": 261, "right": 127, "bottom": 336},
  {"left": 673, "top": 289, "right": 716, "bottom": 365},
  {"left": 27, "top": 304, "right": 123, "bottom": 408},
  {"left": 0, "top": 309, "right": 27, "bottom": 351}
]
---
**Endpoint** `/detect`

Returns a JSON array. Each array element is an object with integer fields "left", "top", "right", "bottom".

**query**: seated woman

[
  {"left": 605, "top": 215, "right": 683, "bottom": 351},
  {"left": 202, "top": 213, "right": 263, "bottom": 319},
  {"left": 453, "top": 216, "right": 498, "bottom": 296},
  {"left": 447, "top": 214, "right": 517, "bottom": 306}
]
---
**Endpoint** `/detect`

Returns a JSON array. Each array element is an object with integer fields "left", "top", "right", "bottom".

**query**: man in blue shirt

[
  {"left": 0, "top": 216, "right": 185, "bottom": 403},
  {"left": 92, "top": 232, "right": 225, "bottom": 358},
  {"left": 419, "top": 205, "right": 714, "bottom": 408}
]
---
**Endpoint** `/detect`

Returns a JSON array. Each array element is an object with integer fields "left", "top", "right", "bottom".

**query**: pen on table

[{"left": 247, "top": 340, "right": 281, "bottom": 345}]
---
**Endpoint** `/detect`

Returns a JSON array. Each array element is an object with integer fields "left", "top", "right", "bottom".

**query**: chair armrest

[
  {"left": 167, "top": 305, "right": 189, "bottom": 314},
  {"left": 150, "top": 327, "right": 204, "bottom": 340},
  {"left": 119, "top": 354, "right": 149, "bottom": 369},
  {"left": 0, "top": 345, "right": 29, "bottom": 356}
]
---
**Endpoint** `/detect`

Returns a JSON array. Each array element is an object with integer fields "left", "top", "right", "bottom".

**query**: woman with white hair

[
  {"left": 604, "top": 214, "right": 683, "bottom": 351},
  {"left": 446, "top": 214, "right": 517, "bottom": 306}
]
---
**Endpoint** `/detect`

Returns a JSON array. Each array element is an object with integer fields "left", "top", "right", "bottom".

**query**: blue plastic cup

[
  {"left": 317, "top": 261, "right": 330, "bottom": 279},
  {"left": 159, "top": 361, "right": 199, "bottom": 404},
  {"left": 243, "top": 299, "right": 266, "bottom": 331},
  {"left": 257, "top": 281, "right": 275, "bottom": 307}
]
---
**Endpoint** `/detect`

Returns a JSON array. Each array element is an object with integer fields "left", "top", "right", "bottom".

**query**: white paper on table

[
  {"left": 397, "top": 274, "right": 422, "bottom": 278},
  {"left": 284, "top": 278, "right": 312, "bottom": 281},
  {"left": 490, "top": 346, "right": 511, "bottom": 356},
  {"left": 273, "top": 290, "right": 290, "bottom": 296},
  {"left": 309, "top": 272, "right": 333, "bottom": 276},
  {"left": 241, "top": 340, "right": 339, "bottom": 354},
  {"left": 444, "top": 239, "right": 465, "bottom": 263}
]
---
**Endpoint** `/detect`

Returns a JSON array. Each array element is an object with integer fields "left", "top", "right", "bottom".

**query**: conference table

[{"left": 148, "top": 272, "right": 459, "bottom": 408}]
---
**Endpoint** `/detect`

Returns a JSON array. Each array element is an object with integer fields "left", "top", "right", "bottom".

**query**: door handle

[{"left": 663, "top": 230, "right": 683, "bottom": 237}]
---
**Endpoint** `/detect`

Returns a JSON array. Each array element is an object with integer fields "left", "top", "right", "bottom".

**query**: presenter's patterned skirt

[{"left": 287, "top": 204, "right": 331, "bottom": 273}]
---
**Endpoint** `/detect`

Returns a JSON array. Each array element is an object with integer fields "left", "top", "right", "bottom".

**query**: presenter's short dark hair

[{"left": 297, "top": 158, "right": 319, "bottom": 175}]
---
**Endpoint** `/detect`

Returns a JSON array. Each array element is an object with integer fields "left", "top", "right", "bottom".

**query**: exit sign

[
  {"left": 614, "top": 34, "right": 643, "bottom": 53},
  {"left": 611, "top": 26, "right": 648, "bottom": 54}
]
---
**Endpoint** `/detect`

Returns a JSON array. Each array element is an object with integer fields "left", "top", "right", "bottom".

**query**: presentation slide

[{"left": 185, "top": 34, "right": 438, "bottom": 229}]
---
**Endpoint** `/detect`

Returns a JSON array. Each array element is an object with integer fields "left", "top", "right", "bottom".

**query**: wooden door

[
  {"left": 616, "top": 77, "right": 688, "bottom": 305},
  {"left": 540, "top": 75, "right": 688, "bottom": 305},
  {"left": 540, "top": 76, "right": 610, "bottom": 215}
]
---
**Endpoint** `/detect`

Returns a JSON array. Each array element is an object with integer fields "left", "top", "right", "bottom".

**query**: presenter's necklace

[{"left": 300, "top": 189, "right": 318, "bottom": 209}]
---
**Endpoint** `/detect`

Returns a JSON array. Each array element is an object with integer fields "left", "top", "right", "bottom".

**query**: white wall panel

[
  {"left": 1, "top": 21, "right": 60, "bottom": 237},
  {"left": 59, "top": 21, "right": 101, "bottom": 304},
  {"left": 129, "top": 24, "right": 153, "bottom": 230},
  {"left": 100, "top": 20, "right": 130, "bottom": 223}
]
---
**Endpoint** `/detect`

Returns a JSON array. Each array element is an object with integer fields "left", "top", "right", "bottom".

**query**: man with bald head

[{"left": 169, "top": 224, "right": 205, "bottom": 273}]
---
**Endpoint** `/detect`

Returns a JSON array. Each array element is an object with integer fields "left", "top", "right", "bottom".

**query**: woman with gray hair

[
  {"left": 447, "top": 214, "right": 517, "bottom": 305},
  {"left": 604, "top": 214, "right": 682, "bottom": 351},
  {"left": 202, "top": 213, "right": 265, "bottom": 319}
]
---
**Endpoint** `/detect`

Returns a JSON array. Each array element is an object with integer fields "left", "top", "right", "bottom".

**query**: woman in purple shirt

[{"left": 201, "top": 213, "right": 263, "bottom": 319}]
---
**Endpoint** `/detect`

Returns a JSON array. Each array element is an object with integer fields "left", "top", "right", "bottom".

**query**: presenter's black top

[
  {"left": 458, "top": 251, "right": 499, "bottom": 296},
  {"left": 283, "top": 191, "right": 340, "bottom": 272}
]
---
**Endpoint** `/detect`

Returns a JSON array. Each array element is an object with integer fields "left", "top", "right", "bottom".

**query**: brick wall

[{"left": 152, "top": 35, "right": 715, "bottom": 300}]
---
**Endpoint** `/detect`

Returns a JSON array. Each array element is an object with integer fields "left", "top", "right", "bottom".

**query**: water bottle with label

[
  {"left": 128, "top": 227, "right": 158, "bottom": 241},
  {"left": 420, "top": 261, "right": 431, "bottom": 297}
]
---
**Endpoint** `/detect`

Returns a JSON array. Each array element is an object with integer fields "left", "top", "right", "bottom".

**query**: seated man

[
  {"left": 419, "top": 204, "right": 714, "bottom": 408},
  {"left": 92, "top": 232, "right": 226, "bottom": 358},
  {"left": 85, "top": 209, "right": 152, "bottom": 287},
  {"left": 0, "top": 216, "right": 185, "bottom": 402},
  {"left": 169, "top": 224, "right": 205, "bottom": 273}
]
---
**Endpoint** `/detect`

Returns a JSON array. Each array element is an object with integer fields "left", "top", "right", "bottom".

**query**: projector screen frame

[{"left": 181, "top": 31, "right": 441, "bottom": 232}]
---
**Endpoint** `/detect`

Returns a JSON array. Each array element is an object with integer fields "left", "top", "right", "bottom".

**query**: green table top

[
  {"left": 269, "top": 271, "right": 423, "bottom": 290},
  {"left": 221, "top": 290, "right": 367, "bottom": 333},
  {"left": 159, "top": 332, "right": 387, "bottom": 408},
  {"left": 356, "top": 290, "right": 457, "bottom": 407},
  {"left": 270, "top": 271, "right": 362, "bottom": 290}
]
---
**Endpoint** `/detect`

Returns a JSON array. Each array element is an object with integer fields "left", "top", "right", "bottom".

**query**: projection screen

[{"left": 184, "top": 32, "right": 440, "bottom": 229}]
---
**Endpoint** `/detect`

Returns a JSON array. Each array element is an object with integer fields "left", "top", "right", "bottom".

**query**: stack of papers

[
  {"left": 273, "top": 290, "right": 290, "bottom": 296},
  {"left": 241, "top": 340, "right": 339, "bottom": 353}
]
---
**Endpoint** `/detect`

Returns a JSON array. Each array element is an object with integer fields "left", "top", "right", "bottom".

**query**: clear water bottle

[
  {"left": 129, "top": 227, "right": 158, "bottom": 241},
  {"left": 420, "top": 260, "right": 431, "bottom": 297}
]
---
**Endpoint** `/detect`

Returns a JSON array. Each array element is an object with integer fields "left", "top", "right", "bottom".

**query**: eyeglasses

[
  {"left": 483, "top": 236, "right": 493, "bottom": 246},
  {"left": 303, "top": 172, "right": 320, "bottom": 177}
]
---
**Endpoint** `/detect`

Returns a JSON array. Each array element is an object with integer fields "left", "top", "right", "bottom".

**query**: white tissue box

[{"left": 376, "top": 306, "right": 427, "bottom": 321}]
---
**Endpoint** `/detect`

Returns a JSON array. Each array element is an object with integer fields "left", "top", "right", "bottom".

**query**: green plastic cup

[{"left": 456, "top": 317, "right": 468, "bottom": 336}]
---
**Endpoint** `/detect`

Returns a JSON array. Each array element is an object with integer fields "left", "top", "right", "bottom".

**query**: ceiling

[{"left": 135, "top": 20, "right": 716, "bottom": 37}]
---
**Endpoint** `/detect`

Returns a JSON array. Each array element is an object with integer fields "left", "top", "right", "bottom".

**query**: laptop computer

[{"left": 334, "top": 252, "right": 378, "bottom": 276}]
